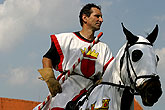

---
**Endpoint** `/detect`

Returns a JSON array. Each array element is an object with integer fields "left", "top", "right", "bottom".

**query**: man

[{"left": 35, "top": 3, "right": 113, "bottom": 110}]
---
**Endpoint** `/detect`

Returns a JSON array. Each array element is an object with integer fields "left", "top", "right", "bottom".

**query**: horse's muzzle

[{"left": 137, "top": 78, "right": 162, "bottom": 106}]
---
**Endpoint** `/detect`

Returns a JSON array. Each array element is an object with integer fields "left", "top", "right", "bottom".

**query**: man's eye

[{"left": 95, "top": 15, "right": 101, "bottom": 18}]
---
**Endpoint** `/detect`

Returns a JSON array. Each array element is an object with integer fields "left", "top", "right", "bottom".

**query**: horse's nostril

[{"left": 147, "top": 87, "right": 157, "bottom": 94}]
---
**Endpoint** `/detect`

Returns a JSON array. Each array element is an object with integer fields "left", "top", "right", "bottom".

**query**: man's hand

[
  {"left": 46, "top": 77, "right": 62, "bottom": 97},
  {"left": 38, "top": 68, "right": 62, "bottom": 97}
]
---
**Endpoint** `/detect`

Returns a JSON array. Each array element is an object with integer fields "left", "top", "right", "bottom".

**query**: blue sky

[{"left": 0, "top": 0, "right": 164, "bottom": 109}]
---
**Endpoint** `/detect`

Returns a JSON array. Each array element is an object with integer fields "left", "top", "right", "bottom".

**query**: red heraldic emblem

[{"left": 80, "top": 48, "right": 99, "bottom": 78}]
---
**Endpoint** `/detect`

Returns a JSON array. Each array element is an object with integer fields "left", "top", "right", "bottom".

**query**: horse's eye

[
  {"left": 156, "top": 55, "right": 159, "bottom": 62},
  {"left": 132, "top": 50, "right": 143, "bottom": 62}
]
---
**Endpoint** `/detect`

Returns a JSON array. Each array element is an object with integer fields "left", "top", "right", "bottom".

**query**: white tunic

[{"left": 34, "top": 32, "right": 113, "bottom": 110}]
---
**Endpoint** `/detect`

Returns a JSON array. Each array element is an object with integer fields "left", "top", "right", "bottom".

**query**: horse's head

[{"left": 120, "top": 23, "right": 162, "bottom": 106}]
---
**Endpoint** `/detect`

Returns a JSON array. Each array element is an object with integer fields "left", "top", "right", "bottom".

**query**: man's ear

[{"left": 82, "top": 14, "right": 88, "bottom": 24}]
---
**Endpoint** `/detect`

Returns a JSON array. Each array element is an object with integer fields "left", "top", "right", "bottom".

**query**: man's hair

[{"left": 79, "top": 3, "right": 101, "bottom": 26}]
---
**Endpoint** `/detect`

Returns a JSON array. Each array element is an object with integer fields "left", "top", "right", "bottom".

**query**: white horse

[{"left": 66, "top": 23, "right": 162, "bottom": 110}]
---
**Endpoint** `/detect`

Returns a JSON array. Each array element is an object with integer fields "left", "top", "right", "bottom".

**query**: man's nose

[{"left": 99, "top": 17, "right": 103, "bottom": 22}]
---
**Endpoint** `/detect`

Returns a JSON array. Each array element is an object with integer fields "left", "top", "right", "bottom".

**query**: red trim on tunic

[
  {"left": 103, "top": 57, "right": 114, "bottom": 72},
  {"left": 72, "top": 88, "right": 87, "bottom": 101},
  {"left": 50, "top": 34, "right": 64, "bottom": 72},
  {"left": 51, "top": 107, "right": 64, "bottom": 110}
]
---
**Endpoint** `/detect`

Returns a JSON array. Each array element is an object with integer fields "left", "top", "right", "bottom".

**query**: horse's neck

[
  {"left": 102, "top": 44, "right": 126, "bottom": 85},
  {"left": 101, "top": 44, "right": 134, "bottom": 110},
  {"left": 100, "top": 59, "right": 124, "bottom": 110},
  {"left": 102, "top": 60, "right": 121, "bottom": 84}
]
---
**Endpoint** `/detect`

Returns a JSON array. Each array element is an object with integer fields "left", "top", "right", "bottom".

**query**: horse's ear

[
  {"left": 121, "top": 23, "right": 138, "bottom": 44},
  {"left": 146, "top": 25, "right": 158, "bottom": 44}
]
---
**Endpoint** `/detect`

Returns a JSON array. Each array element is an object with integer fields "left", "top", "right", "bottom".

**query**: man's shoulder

[
  {"left": 50, "top": 32, "right": 76, "bottom": 41},
  {"left": 51, "top": 32, "right": 77, "bottom": 43},
  {"left": 98, "top": 41, "right": 109, "bottom": 47}
]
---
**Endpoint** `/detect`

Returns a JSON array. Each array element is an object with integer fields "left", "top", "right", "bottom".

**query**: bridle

[{"left": 119, "top": 41, "right": 160, "bottom": 95}]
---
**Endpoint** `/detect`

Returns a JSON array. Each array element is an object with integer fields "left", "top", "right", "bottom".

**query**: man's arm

[
  {"left": 42, "top": 57, "right": 53, "bottom": 68},
  {"left": 38, "top": 43, "right": 62, "bottom": 97}
]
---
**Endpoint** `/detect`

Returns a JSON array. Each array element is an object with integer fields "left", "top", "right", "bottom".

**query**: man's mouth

[{"left": 96, "top": 23, "right": 101, "bottom": 26}]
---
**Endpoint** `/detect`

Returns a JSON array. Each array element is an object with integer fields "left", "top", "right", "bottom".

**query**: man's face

[{"left": 85, "top": 7, "right": 103, "bottom": 31}]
